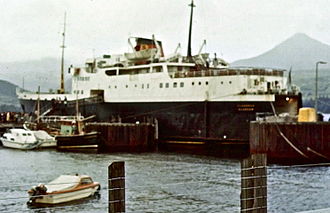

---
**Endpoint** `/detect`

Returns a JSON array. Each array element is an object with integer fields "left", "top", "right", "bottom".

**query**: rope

[
  {"left": 307, "top": 147, "right": 330, "bottom": 160},
  {"left": 269, "top": 102, "right": 309, "bottom": 159}
]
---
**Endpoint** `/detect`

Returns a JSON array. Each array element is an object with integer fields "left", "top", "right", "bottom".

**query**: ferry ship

[{"left": 17, "top": 1, "right": 302, "bottom": 143}]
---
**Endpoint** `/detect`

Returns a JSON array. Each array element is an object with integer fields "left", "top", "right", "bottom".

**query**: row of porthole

[
  {"left": 160, "top": 80, "right": 232, "bottom": 88},
  {"left": 73, "top": 90, "right": 84, "bottom": 94},
  {"left": 108, "top": 80, "right": 232, "bottom": 90},
  {"left": 109, "top": 84, "right": 150, "bottom": 89}
]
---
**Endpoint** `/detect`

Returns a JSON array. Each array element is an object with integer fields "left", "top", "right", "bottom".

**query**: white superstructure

[{"left": 17, "top": 36, "right": 296, "bottom": 105}]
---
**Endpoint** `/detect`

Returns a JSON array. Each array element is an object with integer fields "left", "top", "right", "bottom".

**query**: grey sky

[{"left": 1, "top": 0, "right": 330, "bottom": 64}]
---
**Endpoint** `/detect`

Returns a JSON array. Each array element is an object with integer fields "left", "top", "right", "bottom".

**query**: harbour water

[{"left": 0, "top": 148, "right": 329, "bottom": 213}]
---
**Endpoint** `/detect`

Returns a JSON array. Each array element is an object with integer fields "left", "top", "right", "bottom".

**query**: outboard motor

[{"left": 27, "top": 184, "right": 47, "bottom": 205}]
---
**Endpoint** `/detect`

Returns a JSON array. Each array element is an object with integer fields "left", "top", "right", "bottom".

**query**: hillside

[
  {"left": 231, "top": 33, "right": 330, "bottom": 70},
  {"left": 0, "top": 80, "right": 21, "bottom": 112}
]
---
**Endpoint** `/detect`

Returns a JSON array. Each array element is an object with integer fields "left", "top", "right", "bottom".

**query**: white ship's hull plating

[{"left": 17, "top": 67, "right": 284, "bottom": 103}]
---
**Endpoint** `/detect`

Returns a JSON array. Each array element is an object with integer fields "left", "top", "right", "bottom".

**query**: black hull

[
  {"left": 56, "top": 132, "right": 99, "bottom": 150},
  {"left": 20, "top": 94, "right": 302, "bottom": 142}
]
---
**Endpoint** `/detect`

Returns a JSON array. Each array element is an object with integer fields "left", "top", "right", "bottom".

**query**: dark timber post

[
  {"left": 109, "top": 161, "right": 125, "bottom": 213},
  {"left": 241, "top": 154, "right": 267, "bottom": 213}
]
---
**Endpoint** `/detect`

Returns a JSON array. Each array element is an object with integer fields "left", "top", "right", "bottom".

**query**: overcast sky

[{"left": 2, "top": 0, "right": 330, "bottom": 64}]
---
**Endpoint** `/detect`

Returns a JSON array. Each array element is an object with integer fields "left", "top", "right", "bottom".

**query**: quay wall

[
  {"left": 250, "top": 121, "right": 330, "bottom": 164},
  {"left": 86, "top": 122, "right": 157, "bottom": 152}
]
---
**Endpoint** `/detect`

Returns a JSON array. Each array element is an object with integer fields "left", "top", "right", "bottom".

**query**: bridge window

[
  {"left": 165, "top": 83, "right": 169, "bottom": 88},
  {"left": 173, "top": 82, "right": 177, "bottom": 88},
  {"left": 180, "top": 82, "right": 184, "bottom": 87},
  {"left": 160, "top": 83, "right": 163, "bottom": 88},
  {"left": 152, "top": 66, "right": 163, "bottom": 73},
  {"left": 105, "top": 70, "right": 116, "bottom": 76}
]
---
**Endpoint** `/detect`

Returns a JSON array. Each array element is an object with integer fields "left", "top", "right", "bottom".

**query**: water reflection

[{"left": 0, "top": 148, "right": 329, "bottom": 212}]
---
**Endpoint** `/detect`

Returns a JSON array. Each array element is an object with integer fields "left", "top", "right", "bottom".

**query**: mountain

[
  {"left": 0, "top": 80, "right": 21, "bottom": 112},
  {"left": 231, "top": 33, "right": 330, "bottom": 70},
  {"left": 0, "top": 57, "right": 71, "bottom": 93}
]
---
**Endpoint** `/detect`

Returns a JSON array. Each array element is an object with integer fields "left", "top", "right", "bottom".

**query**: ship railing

[
  {"left": 16, "top": 87, "right": 63, "bottom": 95},
  {"left": 170, "top": 67, "right": 284, "bottom": 78},
  {"left": 40, "top": 115, "right": 84, "bottom": 123}
]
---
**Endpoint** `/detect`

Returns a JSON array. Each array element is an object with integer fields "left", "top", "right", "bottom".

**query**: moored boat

[
  {"left": 55, "top": 118, "right": 99, "bottom": 150},
  {"left": 33, "top": 130, "right": 57, "bottom": 148},
  {"left": 27, "top": 174, "right": 100, "bottom": 205},
  {"left": 0, "top": 128, "right": 40, "bottom": 150}
]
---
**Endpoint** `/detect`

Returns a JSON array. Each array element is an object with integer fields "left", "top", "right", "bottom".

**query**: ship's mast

[
  {"left": 59, "top": 12, "right": 66, "bottom": 94},
  {"left": 187, "top": 0, "right": 195, "bottom": 58}
]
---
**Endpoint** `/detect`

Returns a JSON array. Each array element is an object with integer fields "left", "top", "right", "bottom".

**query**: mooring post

[
  {"left": 109, "top": 161, "right": 125, "bottom": 213},
  {"left": 241, "top": 154, "right": 267, "bottom": 213}
]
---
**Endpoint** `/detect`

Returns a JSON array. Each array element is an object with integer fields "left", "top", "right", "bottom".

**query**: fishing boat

[
  {"left": 27, "top": 174, "right": 100, "bottom": 205},
  {"left": 0, "top": 128, "right": 40, "bottom": 150},
  {"left": 16, "top": 1, "right": 302, "bottom": 145},
  {"left": 54, "top": 114, "right": 99, "bottom": 150}
]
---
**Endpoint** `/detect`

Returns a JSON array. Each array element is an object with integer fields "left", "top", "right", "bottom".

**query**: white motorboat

[
  {"left": 33, "top": 130, "right": 57, "bottom": 148},
  {"left": 27, "top": 174, "right": 100, "bottom": 205},
  {"left": 0, "top": 129, "right": 40, "bottom": 150}
]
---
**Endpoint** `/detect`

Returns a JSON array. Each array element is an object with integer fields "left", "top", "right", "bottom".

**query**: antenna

[
  {"left": 59, "top": 12, "right": 66, "bottom": 94},
  {"left": 187, "top": 0, "right": 195, "bottom": 58}
]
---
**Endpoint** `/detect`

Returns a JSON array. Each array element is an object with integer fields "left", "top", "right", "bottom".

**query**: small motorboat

[
  {"left": 33, "top": 130, "right": 57, "bottom": 148},
  {"left": 0, "top": 128, "right": 40, "bottom": 150},
  {"left": 27, "top": 174, "right": 100, "bottom": 205}
]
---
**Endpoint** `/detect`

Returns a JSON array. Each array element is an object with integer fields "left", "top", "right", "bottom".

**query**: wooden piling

[
  {"left": 109, "top": 161, "right": 125, "bottom": 213},
  {"left": 241, "top": 154, "right": 267, "bottom": 213},
  {"left": 86, "top": 122, "right": 156, "bottom": 153}
]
